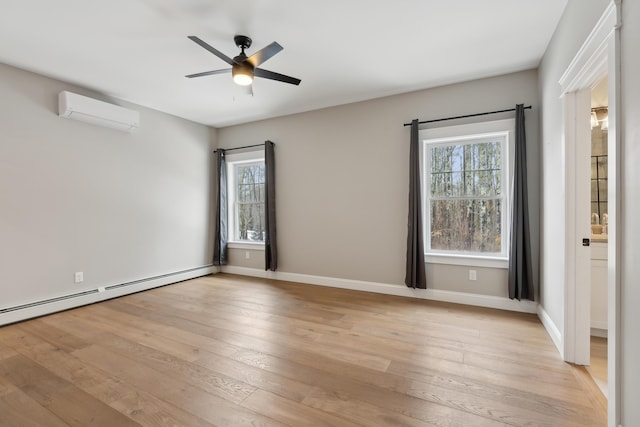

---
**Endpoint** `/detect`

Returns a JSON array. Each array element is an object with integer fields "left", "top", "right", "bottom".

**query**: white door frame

[{"left": 558, "top": 1, "right": 621, "bottom": 425}]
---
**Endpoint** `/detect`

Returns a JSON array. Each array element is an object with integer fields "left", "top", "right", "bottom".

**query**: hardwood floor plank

[
  {"left": 55, "top": 317, "right": 258, "bottom": 405},
  {"left": 0, "top": 324, "right": 217, "bottom": 427},
  {"left": 0, "top": 274, "right": 607, "bottom": 426},
  {"left": 71, "top": 344, "right": 285, "bottom": 427},
  {"left": 111, "top": 297, "right": 393, "bottom": 372},
  {"left": 194, "top": 349, "right": 314, "bottom": 403},
  {"left": 0, "top": 354, "right": 140, "bottom": 426},
  {"left": 110, "top": 391, "right": 216, "bottom": 427},
  {"left": 11, "top": 317, "right": 89, "bottom": 352},
  {"left": 572, "top": 365, "right": 608, "bottom": 422},
  {"left": 0, "top": 341, "right": 18, "bottom": 361},
  {"left": 402, "top": 375, "right": 593, "bottom": 426},
  {"left": 387, "top": 359, "right": 592, "bottom": 407},
  {"left": 0, "top": 374, "right": 17, "bottom": 398},
  {"left": 48, "top": 302, "right": 243, "bottom": 359},
  {"left": 0, "top": 325, "right": 129, "bottom": 404},
  {"left": 231, "top": 347, "right": 526, "bottom": 427},
  {"left": 52, "top": 304, "right": 315, "bottom": 404},
  {"left": 302, "top": 386, "right": 440, "bottom": 427},
  {"left": 241, "top": 389, "right": 362, "bottom": 427},
  {"left": 0, "top": 389, "right": 69, "bottom": 427}
]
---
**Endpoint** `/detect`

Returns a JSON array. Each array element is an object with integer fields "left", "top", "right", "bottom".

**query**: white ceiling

[{"left": 0, "top": 0, "right": 567, "bottom": 128}]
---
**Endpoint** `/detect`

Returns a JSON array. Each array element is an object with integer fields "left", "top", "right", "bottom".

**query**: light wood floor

[
  {"left": 0, "top": 274, "right": 607, "bottom": 426},
  {"left": 588, "top": 336, "right": 608, "bottom": 398}
]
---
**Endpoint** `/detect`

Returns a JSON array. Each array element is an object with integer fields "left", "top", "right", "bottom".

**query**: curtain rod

[
  {"left": 213, "top": 143, "right": 265, "bottom": 154},
  {"left": 403, "top": 105, "right": 532, "bottom": 127}
]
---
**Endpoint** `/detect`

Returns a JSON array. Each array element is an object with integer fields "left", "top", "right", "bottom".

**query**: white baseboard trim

[
  {"left": 219, "top": 266, "right": 538, "bottom": 314},
  {"left": 0, "top": 265, "right": 217, "bottom": 326},
  {"left": 590, "top": 327, "right": 608, "bottom": 338},
  {"left": 537, "top": 304, "right": 563, "bottom": 357},
  {"left": 590, "top": 320, "right": 608, "bottom": 330}
]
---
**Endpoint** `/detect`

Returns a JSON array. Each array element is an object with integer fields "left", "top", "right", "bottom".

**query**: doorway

[{"left": 587, "top": 76, "right": 609, "bottom": 397}]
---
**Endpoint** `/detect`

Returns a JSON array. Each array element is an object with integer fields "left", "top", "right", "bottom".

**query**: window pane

[
  {"left": 430, "top": 199, "right": 502, "bottom": 253},
  {"left": 431, "top": 171, "right": 463, "bottom": 197},
  {"left": 235, "top": 162, "right": 265, "bottom": 241},
  {"left": 237, "top": 202, "right": 265, "bottom": 241},
  {"left": 430, "top": 141, "right": 501, "bottom": 198}
]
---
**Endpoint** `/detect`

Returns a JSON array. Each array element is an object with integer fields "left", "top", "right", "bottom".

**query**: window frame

[
  {"left": 420, "top": 119, "right": 515, "bottom": 268},
  {"left": 225, "top": 150, "right": 266, "bottom": 250}
]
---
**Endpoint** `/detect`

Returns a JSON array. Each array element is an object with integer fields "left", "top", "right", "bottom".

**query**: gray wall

[
  {"left": 0, "top": 63, "right": 215, "bottom": 309},
  {"left": 218, "top": 70, "right": 539, "bottom": 298},
  {"left": 537, "top": 0, "right": 610, "bottom": 346},
  {"left": 539, "top": 0, "right": 640, "bottom": 424}
]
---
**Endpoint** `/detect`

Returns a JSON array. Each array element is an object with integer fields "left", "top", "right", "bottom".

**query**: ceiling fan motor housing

[{"left": 234, "top": 35, "right": 252, "bottom": 50}]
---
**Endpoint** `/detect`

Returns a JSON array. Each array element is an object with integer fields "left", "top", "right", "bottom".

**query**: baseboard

[
  {"left": 0, "top": 265, "right": 217, "bottom": 326},
  {"left": 590, "top": 327, "right": 608, "bottom": 338},
  {"left": 219, "top": 266, "right": 538, "bottom": 314},
  {"left": 590, "top": 320, "right": 608, "bottom": 331},
  {"left": 537, "top": 304, "right": 563, "bottom": 357}
]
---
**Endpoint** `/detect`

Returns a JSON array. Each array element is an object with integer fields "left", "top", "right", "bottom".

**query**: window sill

[
  {"left": 228, "top": 241, "right": 265, "bottom": 251},
  {"left": 424, "top": 254, "right": 508, "bottom": 269}
]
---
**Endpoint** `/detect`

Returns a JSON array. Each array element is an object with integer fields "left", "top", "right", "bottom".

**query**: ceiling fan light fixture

[
  {"left": 232, "top": 62, "right": 254, "bottom": 86},
  {"left": 233, "top": 72, "right": 253, "bottom": 86}
]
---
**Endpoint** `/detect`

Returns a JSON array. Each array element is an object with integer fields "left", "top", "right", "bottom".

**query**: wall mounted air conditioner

[{"left": 58, "top": 91, "right": 140, "bottom": 132}]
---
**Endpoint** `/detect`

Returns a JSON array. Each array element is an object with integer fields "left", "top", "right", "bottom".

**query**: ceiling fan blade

[
  {"left": 188, "top": 36, "right": 235, "bottom": 65},
  {"left": 254, "top": 68, "right": 301, "bottom": 86},
  {"left": 185, "top": 68, "right": 231, "bottom": 78},
  {"left": 246, "top": 42, "right": 283, "bottom": 67}
]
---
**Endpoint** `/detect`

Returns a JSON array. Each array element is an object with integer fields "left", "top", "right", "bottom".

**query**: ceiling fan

[{"left": 185, "top": 35, "right": 301, "bottom": 87}]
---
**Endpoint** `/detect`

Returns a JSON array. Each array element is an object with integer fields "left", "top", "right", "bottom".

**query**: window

[
  {"left": 421, "top": 119, "right": 514, "bottom": 267},
  {"left": 226, "top": 151, "right": 266, "bottom": 246}
]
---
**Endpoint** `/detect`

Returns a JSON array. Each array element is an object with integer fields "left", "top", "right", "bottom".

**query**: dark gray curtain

[
  {"left": 508, "top": 104, "right": 534, "bottom": 300},
  {"left": 213, "top": 150, "right": 228, "bottom": 266},
  {"left": 264, "top": 141, "right": 277, "bottom": 271},
  {"left": 405, "top": 119, "right": 427, "bottom": 289}
]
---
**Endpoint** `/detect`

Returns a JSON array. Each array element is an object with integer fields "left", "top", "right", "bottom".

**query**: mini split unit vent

[{"left": 58, "top": 91, "right": 140, "bottom": 132}]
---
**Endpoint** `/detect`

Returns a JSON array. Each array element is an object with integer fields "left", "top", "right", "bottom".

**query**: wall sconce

[{"left": 591, "top": 107, "right": 608, "bottom": 130}]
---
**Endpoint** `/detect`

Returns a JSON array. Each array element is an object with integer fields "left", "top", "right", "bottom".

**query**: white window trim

[
  {"left": 228, "top": 241, "right": 266, "bottom": 251},
  {"left": 420, "top": 118, "right": 515, "bottom": 269},
  {"left": 226, "top": 150, "right": 266, "bottom": 246}
]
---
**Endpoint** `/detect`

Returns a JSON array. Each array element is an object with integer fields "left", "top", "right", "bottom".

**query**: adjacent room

[{"left": 1, "top": 1, "right": 639, "bottom": 426}]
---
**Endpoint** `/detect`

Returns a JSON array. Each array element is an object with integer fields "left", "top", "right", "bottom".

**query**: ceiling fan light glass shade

[
  {"left": 232, "top": 63, "right": 254, "bottom": 86},
  {"left": 233, "top": 73, "right": 253, "bottom": 85}
]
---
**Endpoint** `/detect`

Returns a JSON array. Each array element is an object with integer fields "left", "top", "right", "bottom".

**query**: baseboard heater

[
  {"left": 0, "top": 265, "right": 214, "bottom": 316},
  {"left": 0, "top": 289, "right": 99, "bottom": 314}
]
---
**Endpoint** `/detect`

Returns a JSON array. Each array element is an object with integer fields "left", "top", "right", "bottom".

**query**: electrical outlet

[
  {"left": 245, "top": 251, "right": 250, "bottom": 259},
  {"left": 469, "top": 270, "right": 477, "bottom": 281},
  {"left": 74, "top": 272, "right": 84, "bottom": 283}
]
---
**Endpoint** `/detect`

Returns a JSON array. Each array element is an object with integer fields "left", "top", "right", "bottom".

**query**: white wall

[
  {"left": 0, "top": 63, "right": 215, "bottom": 315},
  {"left": 537, "top": 0, "right": 610, "bottom": 343},
  {"left": 620, "top": 0, "right": 640, "bottom": 423},
  {"left": 218, "top": 70, "right": 539, "bottom": 300}
]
